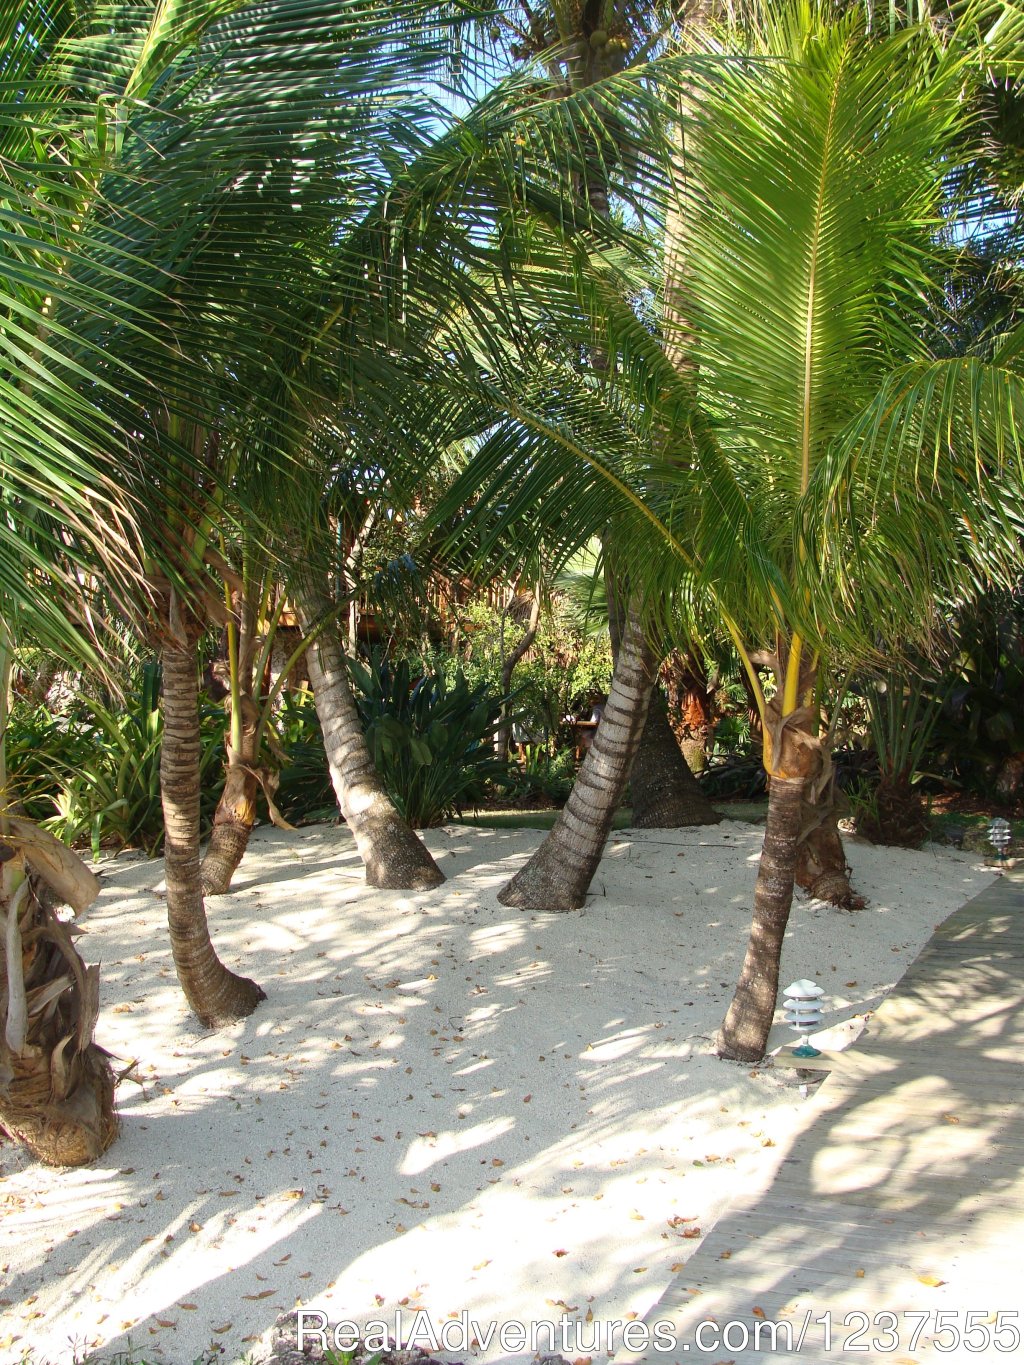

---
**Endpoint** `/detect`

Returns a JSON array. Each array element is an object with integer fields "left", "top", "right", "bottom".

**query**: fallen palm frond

[{"left": 0, "top": 822, "right": 117, "bottom": 1167}]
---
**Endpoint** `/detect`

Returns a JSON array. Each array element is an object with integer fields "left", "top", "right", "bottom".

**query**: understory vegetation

[{"left": 9, "top": 576, "right": 1022, "bottom": 854}]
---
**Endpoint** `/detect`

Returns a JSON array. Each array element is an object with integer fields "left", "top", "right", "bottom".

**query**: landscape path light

[
  {"left": 987, "top": 817, "right": 1012, "bottom": 866},
  {"left": 782, "top": 979, "right": 825, "bottom": 1058}
]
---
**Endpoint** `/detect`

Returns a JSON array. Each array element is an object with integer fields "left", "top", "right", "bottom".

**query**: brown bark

[
  {"left": 201, "top": 757, "right": 259, "bottom": 895},
  {"left": 795, "top": 815, "right": 856, "bottom": 904},
  {"left": 295, "top": 584, "right": 444, "bottom": 891},
  {"left": 606, "top": 572, "right": 719, "bottom": 828},
  {"left": 719, "top": 695, "right": 822, "bottom": 1062},
  {"left": 795, "top": 749, "right": 859, "bottom": 906},
  {"left": 160, "top": 637, "right": 265, "bottom": 1026},
  {"left": 201, "top": 687, "right": 261, "bottom": 896},
  {"left": 499, "top": 606, "right": 657, "bottom": 911},
  {"left": 0, "top": 851, "right": 119, "bottom": 1167},
  {"left": 718, "top": 772, "right": 806, "bottom": 1062},
  {"left": 662, "top": 648, "right": 718, "bottom": 772},
  {"left": 630, "top": 688, "right": 722, "bottom": 827}
]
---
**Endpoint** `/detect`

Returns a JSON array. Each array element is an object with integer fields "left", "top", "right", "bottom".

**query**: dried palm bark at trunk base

[
  {"left": 296, "top": 588, "right": 443, "bottom": 891},
  {"left": 1, "top": 834, "right": 118, "bottom": 1167},
  {"left": 1, "top": 1029, "right": 118, "bottom": 1167},
  {"left": 630, "top": 689, "right": 722, "bottom": 828},
  {"left": 160, "top": 638, "right": 266, "bottom": 1027},
  {"left": 661, "top": 648, "right": 719, "bottom": 774},
  {"left": 499, "top": 609, "right": 657, "bottom": 911},
  {"left": 795, "top": 761, "right": 860, "bottom": 906}
]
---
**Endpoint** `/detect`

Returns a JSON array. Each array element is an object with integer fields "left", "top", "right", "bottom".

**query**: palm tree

[
  {"left": 5, "top": 0, "right": 492, "bottom": 1024},
  {"left": 432, "top": 1, "right": 1024, "bottom": 1053},
  {"left": 500, "top": 601, "right": 658, "bottom": 908},
  {"left": 0, "top": 0, "right": 159, "bottom": 1161},
  {"left": 200, "top": 538, "right": 293, "bottom": 896},
  {"left": 481, "top": 0, "right": 721, "bottom": 836}
]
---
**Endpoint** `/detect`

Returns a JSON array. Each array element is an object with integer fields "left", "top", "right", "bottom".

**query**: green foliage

[
  {"left": 435, "top": 4, "right": 1024, "bottom": 690},
  {"left": 504, "top": 744, "right": 577, "bottom": 806},
  {"left": 325, "top": 1349, "right": 383, "bottom": 1365},
  {"left": 861, "top": 671, "right": 946, "bottom": 786},
  {"left": 845, "top": 777, "right": 883, "bottom": 833},
  {"left": 349, "top": 654, "right": 509, "bottom": 828},
  {"left": 6, "top": 664, "right": 226, "bottom": 857},
  {"left": 273, "top": 692, "right": 338, "bottom": 826},
  {"left": 4, "top": 704, "right": 95, "bottom": 827},
  {"left": 845, "top": 670, "right": 944, "bottom": 847},
  {"left": 933, "top": 586, "right": 1024, "bottom": 802},
  {"left": 430, "top": 595, "right": 612, "bottom": 746}
]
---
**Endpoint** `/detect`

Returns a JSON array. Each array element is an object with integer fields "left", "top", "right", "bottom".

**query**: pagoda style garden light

[
  {"left": 987, "top": 818, "right": 1012, "bottom": 866},
  {"left": 782, "top": 980, "right": 825, "bottom": 1058}
]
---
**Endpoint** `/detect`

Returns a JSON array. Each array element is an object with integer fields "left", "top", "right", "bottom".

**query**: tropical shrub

[
  {"left": 933, "top": 586, "right": 1024, "bottom": 805},
  {"left": 430, "top": 594, "right": 612, "bottom": 745},
  {"left": 6, "top": 664, "right": 227, "bottom": 856},
  {"left": 273, "top": 691, "right": 338, "bottom": 826},
  {"left": 4, "top": 702, "right": 95, "bottom": 825},
  {"left": 504, "top": 744, "right": 577, "bottom": 807},
  {"left": 852, "top": 671, "right": 945, "bottom": 848},
  {"left": 349, "top": 654, "right": 509, "bottom": 827}
]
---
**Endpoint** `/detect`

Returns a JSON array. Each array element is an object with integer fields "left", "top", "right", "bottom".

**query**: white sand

[{"left": 0, "top": 821, "right": 994, "bottom": 1365}]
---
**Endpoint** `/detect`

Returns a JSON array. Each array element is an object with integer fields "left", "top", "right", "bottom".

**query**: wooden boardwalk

[{"left": 618, "top": 868, "right": 1024, "bottom": 1364}]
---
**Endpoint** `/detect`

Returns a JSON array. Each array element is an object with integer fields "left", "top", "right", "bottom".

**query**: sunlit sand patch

[{"left": 0, "top": 821, "right": 993, "bottom": 1365}]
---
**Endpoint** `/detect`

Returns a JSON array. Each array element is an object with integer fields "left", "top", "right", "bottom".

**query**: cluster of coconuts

[{"left": 589, "top": 28, "right": 630, "bottom": 53}]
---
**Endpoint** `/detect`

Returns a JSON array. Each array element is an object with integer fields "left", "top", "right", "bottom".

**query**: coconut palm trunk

[
  {"left": 202, "top": 574, "right": 308, "bottom": 896},
  {"left": 160, "top": 632, "right": 266, "bottom": 1026},
  {"left": 201, "top": 569, "right": 266, "bottom": 895},
  {"left": 718, "top": 767, "right": 807, "bottom": 1062},
  {"left": 629, "top": 688, "right": 722, "bottom": 826},
  {"left": 607, "top": 567, "right": 720, "bottom": 828},
  {"left": 295, "top": 583, "right": 444, "bottom": 890},
  {"left": 795, "top": 759, "right": 857, "bottom": 906},
  {"left": 0, "top": 824, "right": 118, "bottom": 1166},
  {"left": 719, "top": 686, "right": 823, "bottom": 1061},
  {"left": 499, "top": 604, "right": 656, "bottom": 910},
  {"left": 201, "top": 695, "right": 261, "bottom": 895}
]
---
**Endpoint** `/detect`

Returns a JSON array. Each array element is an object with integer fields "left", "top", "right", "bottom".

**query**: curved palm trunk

[
  {"left": 202, "top": 758, "right": 259, "bottom": 895},
  {"left": 295, "top": 587, "right": 443, "bottom": 891},
  {"left": 718, "top": 772, "right": 806, "bottom": 1062},
  {"left": 719, "top": 686, "right": 827, "bottom": 1062},
  {"left": 499, "top": 607, "right": 656, "bottom": 911},
  {"left": 607, "top": 571, "right": 719, "bottom": 828},
  {"left": 0, "top": 840, "right": 118, "bottom": 1166},
  {"left": 160, "top": 640, "right": 265, "bottom": 1026},
  {"left": 792, "top": 727, "right": 857, "bottom": 906},
  {"left": 795, "top": 781, "right": 858, "bottom": 906},
  {"left": 201, "top": 690, "right": 261, "bottom": 896}
]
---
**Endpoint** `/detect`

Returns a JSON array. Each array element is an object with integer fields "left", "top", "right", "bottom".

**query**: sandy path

[{"left": 0, "top": 822, "right": 993, "bottom": 1365}]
